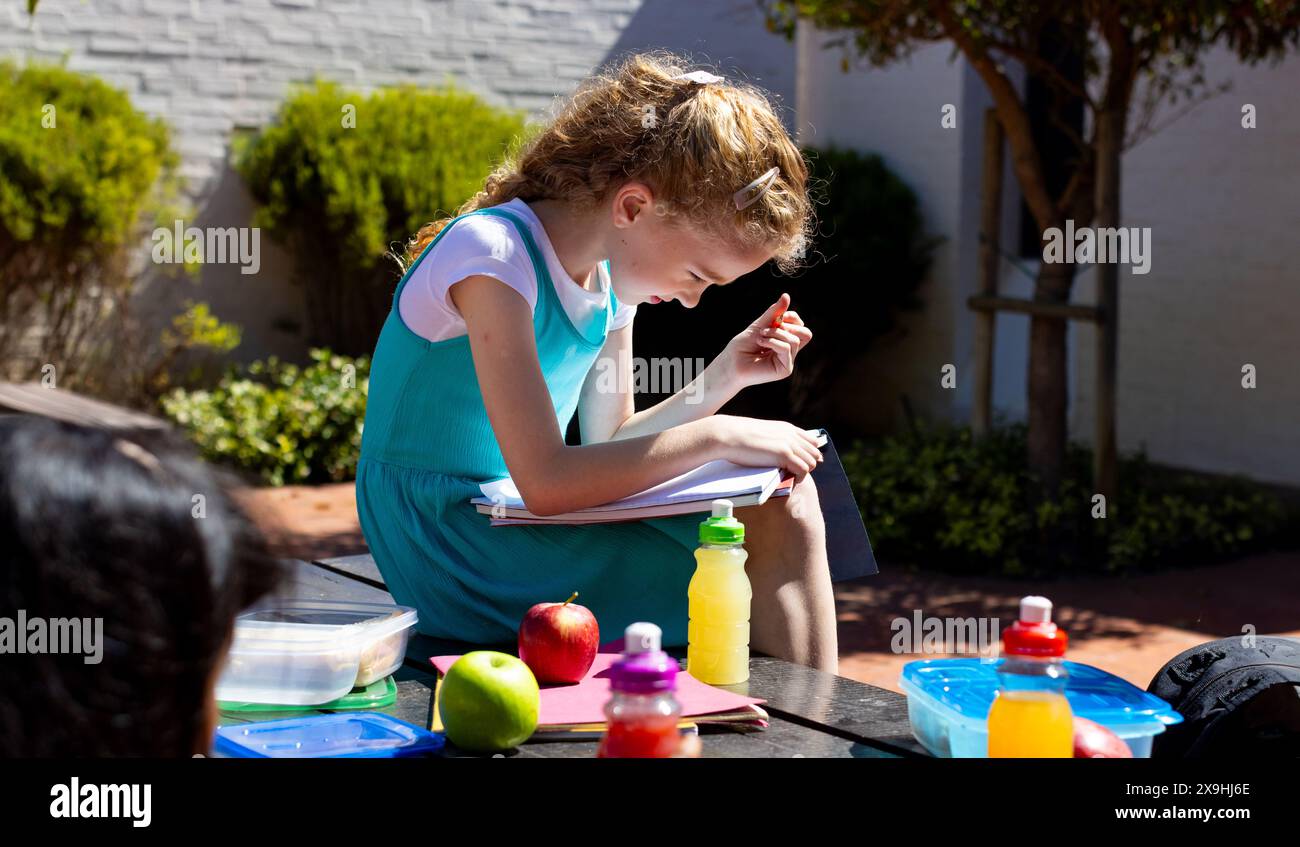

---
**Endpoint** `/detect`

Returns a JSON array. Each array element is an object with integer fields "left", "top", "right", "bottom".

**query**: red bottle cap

[{"left": 1002, "top": 596, "right": 1068, "bottom": 657}]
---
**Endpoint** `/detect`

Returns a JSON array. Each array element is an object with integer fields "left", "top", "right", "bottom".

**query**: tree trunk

[
  {"left": 1026, "top": 258, "right": 1077, "bottom": 495},
  {"left": 1093, "top": 107, "right": 1123, "bottom": 500}
]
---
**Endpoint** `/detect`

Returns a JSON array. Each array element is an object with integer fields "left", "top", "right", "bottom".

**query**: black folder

[{"left": 809, "top": 430, "right": 878, "bottom": 582}]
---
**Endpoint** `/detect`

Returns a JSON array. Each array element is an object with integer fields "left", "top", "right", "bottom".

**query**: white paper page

[
  {"left": 473, "top": 459, "right": 779, "bottom": 512},
  {"left": 487, "top": 486, "right": 794, "bottom": 525},
  {"left": 471, "top": 427, "right": 826, "bottom": 513}
]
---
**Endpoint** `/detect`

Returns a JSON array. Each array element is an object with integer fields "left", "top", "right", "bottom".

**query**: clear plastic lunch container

[
  {"left": 215, "top": 600, "right": 417, "bottom": 706},
  {"left": 899, "top": 657, "right": 1183, "bottom": 758}
]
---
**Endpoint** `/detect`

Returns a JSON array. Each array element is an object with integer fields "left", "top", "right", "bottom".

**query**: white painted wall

[
  {"left": 1069, "top": 46, "right": 1300, "bottom": 486},
  {"left": 799, "top": 25, "right": 1300, "bottom": 485},
  {"left": 795, "top": 24, "right": 970, "bottom": 432}
]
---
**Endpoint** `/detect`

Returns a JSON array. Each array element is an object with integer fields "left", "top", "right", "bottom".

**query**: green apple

[{"left": 439, "top": 651, "right": 540, "bottom": 752}]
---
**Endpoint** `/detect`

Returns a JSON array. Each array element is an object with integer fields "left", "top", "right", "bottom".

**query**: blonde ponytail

[{"left": 402, "top": 50, "right": 812, "bottom": 273}]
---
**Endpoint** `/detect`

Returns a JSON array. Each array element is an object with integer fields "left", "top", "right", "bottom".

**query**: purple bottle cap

[{"left": 609, "top": 622, "right": 678, "bottom": 694}]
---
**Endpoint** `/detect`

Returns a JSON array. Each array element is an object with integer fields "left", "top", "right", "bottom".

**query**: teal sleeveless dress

[{"left": 356, "top": 206, "right": 702, "bottom": 646}]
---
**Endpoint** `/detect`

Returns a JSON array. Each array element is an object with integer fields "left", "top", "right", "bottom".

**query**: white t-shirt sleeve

[{"left": 398, "top": 215, "right": 538, "bottom": 342}]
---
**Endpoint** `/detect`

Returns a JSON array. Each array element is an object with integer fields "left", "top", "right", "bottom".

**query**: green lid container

[
  {"left": 698, "top": 498, "right": 745, "bottom": 545},
  {"left": 218, "top": 675, "right": 398, "bottom": 714}
]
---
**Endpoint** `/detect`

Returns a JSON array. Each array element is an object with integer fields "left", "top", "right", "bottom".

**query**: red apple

[
  {"left": 1073, "top": 717, "right": 1133, "bottom": 758},
  {"left": 518, "top": 592, "right": 599, "bottom": 684}
]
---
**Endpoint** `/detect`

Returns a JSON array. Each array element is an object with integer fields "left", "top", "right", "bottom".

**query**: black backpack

[{"left": 1147, "top": 635, "right": 1300, "bottom": 757}]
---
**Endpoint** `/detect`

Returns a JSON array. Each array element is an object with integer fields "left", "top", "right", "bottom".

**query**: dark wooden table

[{"left": 217, "top": 556, "right": 930, "bottom": 758}]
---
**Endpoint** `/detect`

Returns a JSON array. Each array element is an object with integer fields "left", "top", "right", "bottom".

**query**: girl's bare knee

[
  {"left": 782, "top": 474, "right": 825, "bottom": 542},
  {"left": 742, "top": 473, "right": 819, "bottom": 522},
  {"left": 793, "top": 472, "right": 821, "bottom": 512}
]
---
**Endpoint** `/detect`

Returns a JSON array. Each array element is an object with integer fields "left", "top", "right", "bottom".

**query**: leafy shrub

[
  {"left": 160, "top": 349, "right": 368, "bottom": 486},
  {"left": 0, "top": 60, "right": 177, "bottom": 388},
  {"left": 145, "top": 301, "right": 244, "bottom": 397},
  {"left": 630, "top": 146, "right": 936, "bottom": 430},
  {"left": 779, "top": 147, "right": 938, "bottom": 423},
  {"left": 236, "top": 80, "right": 526, "bottom": 354},
  {"left": 840, "top": 423, "right": 1296, "bottom": 577}
]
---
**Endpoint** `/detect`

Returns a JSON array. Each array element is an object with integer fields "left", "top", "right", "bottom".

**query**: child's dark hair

[{"left": 0, "top": 417, "right": 284, "bottom": 756}]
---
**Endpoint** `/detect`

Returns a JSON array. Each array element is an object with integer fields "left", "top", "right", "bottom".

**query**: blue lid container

[
  {"left": 213, "top": 712, "right": 446, "bottom": 758},
  {"left": 899, "top": 658, "right": 1183, "bottom": 758}
]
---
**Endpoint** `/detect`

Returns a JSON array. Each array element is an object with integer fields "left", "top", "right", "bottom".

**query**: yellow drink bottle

[
  {"left": 987, "top": 596, "right": 1074, "bottom": 758},
  {"left": 687, "top": 499, "right": 751, "bottom": 685}
]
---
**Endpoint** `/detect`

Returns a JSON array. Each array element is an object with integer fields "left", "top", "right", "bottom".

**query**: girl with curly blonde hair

[{"left": 358, "top": 51, "right": 836, "bottom": 670}]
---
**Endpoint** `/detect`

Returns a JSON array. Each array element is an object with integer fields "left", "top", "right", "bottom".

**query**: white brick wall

[
  {"left": 4, "top": 0, "right": 652, "bottom": 191},
  {"left": 2, "top": 0, "right": 795, "bottom": 362}
]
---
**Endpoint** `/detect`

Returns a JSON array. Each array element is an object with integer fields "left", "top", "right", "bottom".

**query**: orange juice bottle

[
  {"left": 987, "top": 596, "right": 1074, "bottom": 757},
  {"left": 686, "top": 499, "right": 751, "bottom": 685},
  {"left": 597, "top": 623, "right": 683, "bottom": 758}
]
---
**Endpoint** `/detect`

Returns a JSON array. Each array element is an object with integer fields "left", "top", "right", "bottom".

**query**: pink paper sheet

[{"left": 430, "top": 639, "right": 765, "bottom": 727}]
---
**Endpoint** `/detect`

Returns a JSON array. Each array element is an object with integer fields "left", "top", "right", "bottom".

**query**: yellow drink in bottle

[
  {"left": 987, "top": 690, "right": 1074, "bottom": 757},
  {"left": 687, "top": 499, "right": 751, "bottom": 685},
  {"left": 987, "top": 596, "right": 1074, "bottom": 758}
]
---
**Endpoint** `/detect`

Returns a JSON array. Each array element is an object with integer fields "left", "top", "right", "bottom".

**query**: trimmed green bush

[
  {"left": 0, "top": 60, "right": 176, "bottom": 385},
  {"left": 629, "top": 146, "right": 936, "bottom": 431},
  {"left": 841, "top": 423, "right": 1296, "bottom": 576},
  {"left": 780, "top": 146, "right": 937, "bottom": 421},
  {"left": 236, "top": 80, "right": 527, "bottom": 354},
  {"left": 160, "top": 349, "right": 369, "bottom": 486}
]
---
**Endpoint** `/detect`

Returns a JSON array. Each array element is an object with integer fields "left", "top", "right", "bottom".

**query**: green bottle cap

[{"left": 699, "top": 499, "right": 744, "bottom": 545}]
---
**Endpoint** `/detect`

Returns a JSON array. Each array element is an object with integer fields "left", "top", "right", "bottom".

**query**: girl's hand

[
  {"left": 708, "top": 414, "right": 824, "bottom": 481},
  {"left": 715, "top": 293, "right": 812, "bottom": 390}
]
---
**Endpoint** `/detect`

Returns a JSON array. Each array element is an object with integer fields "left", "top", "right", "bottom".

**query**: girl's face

[{"left": 605, "top": 184, "right": 773, "bottom": 308}]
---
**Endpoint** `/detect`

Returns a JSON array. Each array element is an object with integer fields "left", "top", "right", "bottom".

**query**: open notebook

[{"left": 471, "top": 428, "right": 827, "bottom": 525}]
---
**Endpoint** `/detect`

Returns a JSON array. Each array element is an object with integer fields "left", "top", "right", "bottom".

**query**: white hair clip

[
  {"left": 733, "top": 166, "right": 780, "bottom": 211},
  {"left": 674, "top": 70, "right": 725, "bottom": 85}
]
